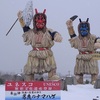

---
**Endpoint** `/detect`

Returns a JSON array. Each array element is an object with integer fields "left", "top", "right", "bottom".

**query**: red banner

[{"left": 5, "top": 81, "right": 61, "bottom": 91}]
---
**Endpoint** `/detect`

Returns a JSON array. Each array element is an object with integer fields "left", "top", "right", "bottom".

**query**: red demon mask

[{"left": 33, "top": 9, "right": 47, "bottom": 31}]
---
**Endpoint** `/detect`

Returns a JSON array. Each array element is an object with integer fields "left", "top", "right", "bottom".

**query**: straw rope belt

[
  {"left": 79, "top": 51, "right": 93, "bottom": 54},
  {"left": 33, "top": 47, "right": 48, "bottom": 51}
]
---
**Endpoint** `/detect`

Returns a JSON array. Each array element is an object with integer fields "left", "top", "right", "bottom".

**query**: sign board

[
  {"left": 5, "top": 81, "right": 61, "bottom": 100},
  {"left": 92, "top": 51, "right": 100, "bottom": 60}
]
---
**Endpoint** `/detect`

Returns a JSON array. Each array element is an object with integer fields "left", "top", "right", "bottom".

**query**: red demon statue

[{"left": 17, "top": 7, "right": 62, "bottom": 81}]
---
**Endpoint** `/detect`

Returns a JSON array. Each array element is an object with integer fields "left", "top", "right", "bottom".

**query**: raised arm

[
  {"left": 66, "top": 19, "right": 76, "bottom": 38},
  {"left": 17, "top": 11, "right": 30, "bottom": 32}
]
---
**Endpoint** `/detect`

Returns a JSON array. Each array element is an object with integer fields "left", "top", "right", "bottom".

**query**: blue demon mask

[{"left": 78, "top": 18, "right": 90, "bottom": 37}]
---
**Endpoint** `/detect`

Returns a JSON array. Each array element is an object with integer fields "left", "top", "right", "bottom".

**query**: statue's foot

[
  {"left": 91, "top": 81, "right": 96, "bottom": 85},
  {"left": 48, "top": 74, "right": 60, "bottom": 80},
  {"left": 24, "top": 74, "right": 34, "bottom": 81},
  {"left": 76, "top": 75, "right": 83, "bottom": 84}
]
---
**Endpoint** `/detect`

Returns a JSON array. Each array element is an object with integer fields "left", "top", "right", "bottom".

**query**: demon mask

[
  {"left": 78, "top": 18, "right": 90, "bottom": 37},
  {"left": 33, "top": 9, "right": 47, "bottom": 33}
]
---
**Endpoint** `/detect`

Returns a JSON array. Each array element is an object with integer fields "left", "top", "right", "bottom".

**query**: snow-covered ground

[
  {"left": 0, "top": 85, "right": 5, "bottom": 100},
  {"left": 0, "top": 84, "right": 100, "bottom": 100}
]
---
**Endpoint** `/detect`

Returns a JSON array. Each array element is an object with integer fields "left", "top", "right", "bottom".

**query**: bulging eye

[
  {"left": 35, "top": 17, "right": 39, "bottom": 21},
  {"left": 86, "top": 30, "right": 88, "bottom": 32},
  {"left": 81, "top": 30, "right": 83, "bottom": 33}
]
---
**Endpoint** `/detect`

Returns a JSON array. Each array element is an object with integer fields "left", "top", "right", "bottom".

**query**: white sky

[
  {"left": 0, "top": 0, "right": 100, "bottom": 75},
  {"left": 0, "top": 84, "right": 100, "bottom": 100}
]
